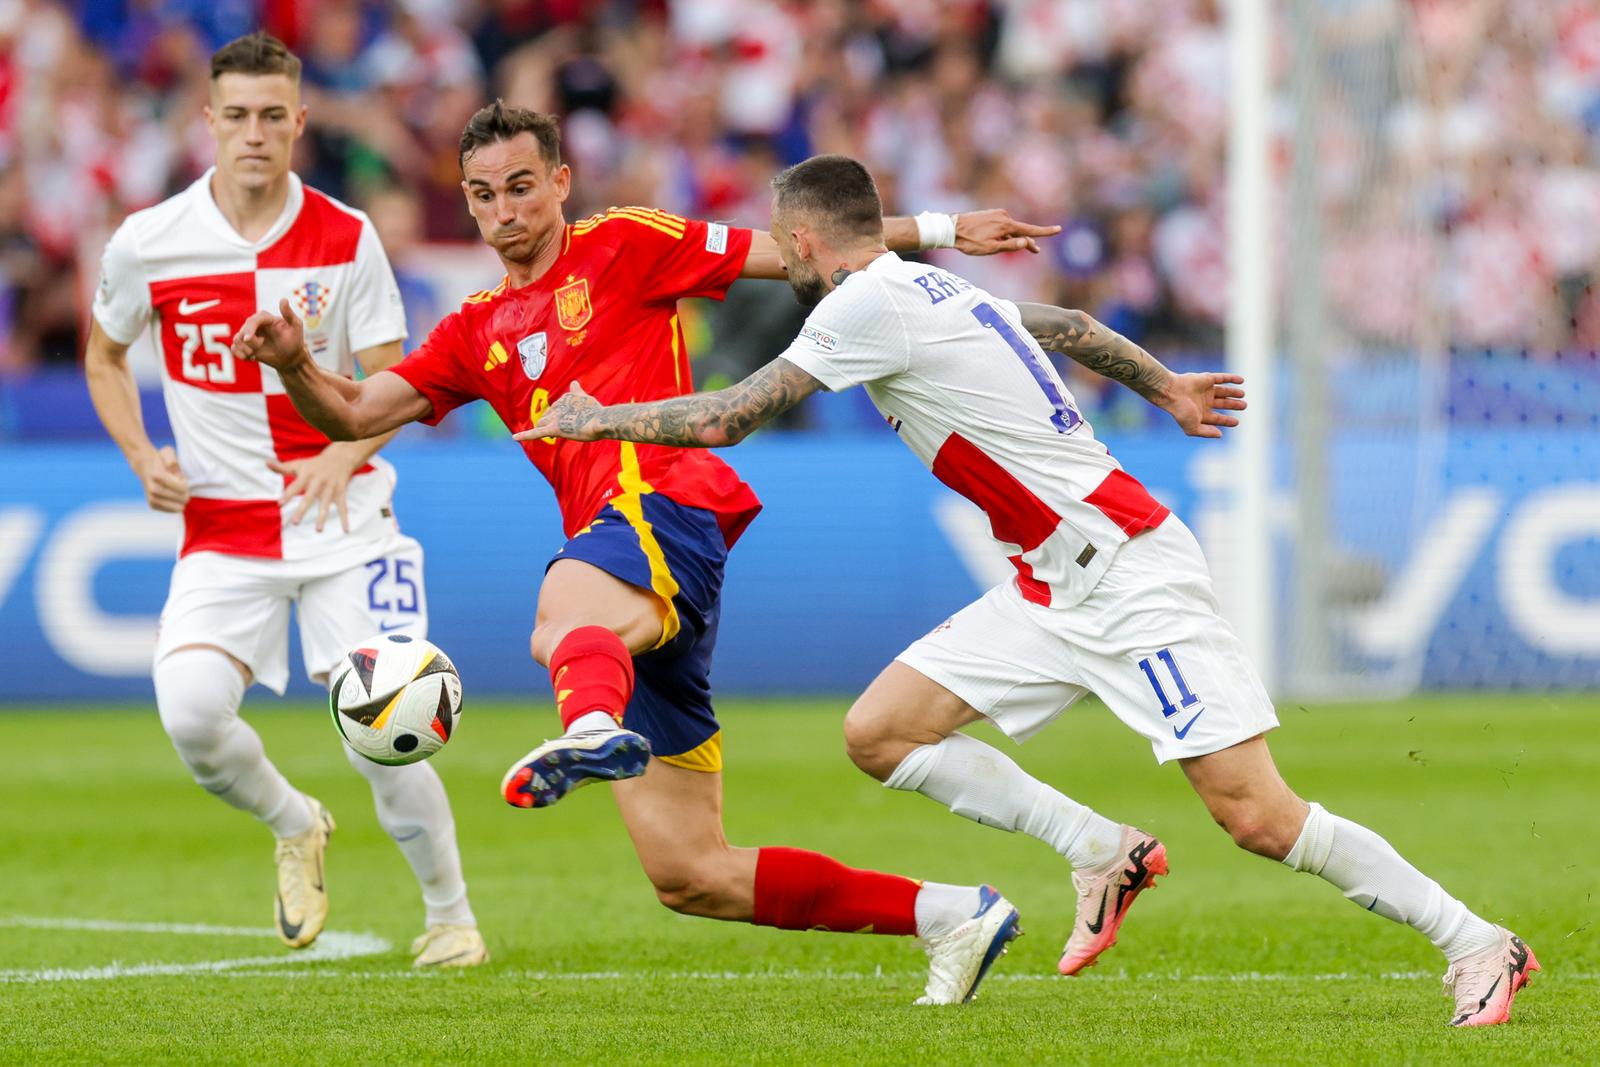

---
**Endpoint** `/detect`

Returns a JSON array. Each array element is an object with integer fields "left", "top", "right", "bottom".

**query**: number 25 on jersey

[{"left": 174, "top": 321, "right": 235, "bottom": 384}]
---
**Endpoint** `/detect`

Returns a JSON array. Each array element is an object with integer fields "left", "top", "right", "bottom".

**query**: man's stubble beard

[{"left": 788, "top": 265, "right": 826, "bottom": 307}]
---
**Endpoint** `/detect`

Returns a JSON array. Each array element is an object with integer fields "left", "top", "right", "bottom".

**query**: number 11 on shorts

[{"left": 1138, "top": 648, "right": 1200, "bottom": 719}]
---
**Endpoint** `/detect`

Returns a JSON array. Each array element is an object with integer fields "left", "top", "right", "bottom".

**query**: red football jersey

[{"left": 390, "top": 208, "right": 763, "bottom": 544}]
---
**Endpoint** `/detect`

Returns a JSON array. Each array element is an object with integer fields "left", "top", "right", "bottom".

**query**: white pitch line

[
  {"left": 7, "top": 917, "right": 1592, "bottom": 985},
  {"left": 152, "top": 968, "right": 1600, "bottom": 983},
  {"left": 0, "top": 917, "right": 390, "bottom": 984},
  {"left": 0, "top": 916, "right": 285, "bottom": 938}
]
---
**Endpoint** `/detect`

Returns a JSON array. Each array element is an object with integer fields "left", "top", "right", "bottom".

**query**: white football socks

[
  {"left": 154, "top": 647, "right": 313, "bottom": 839},
  {"left": 914, "top": 882, "right": 984, "bottom": 939},
  {"left": 1284, "top": 802, "right": 1499, "bottom": 961},
  {"left": 885, "top": 732, "right": 1125, "bottom": 871},
  {"left": 566, "top": 710, "right": 619, "bottom": 735},
  {"left": 341, "top": 747, "right": 476, "bottom": 928}
]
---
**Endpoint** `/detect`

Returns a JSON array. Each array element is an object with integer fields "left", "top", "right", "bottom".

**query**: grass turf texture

[{"left": 2, "top": 694, "right": 1596, "bottom": 1065}]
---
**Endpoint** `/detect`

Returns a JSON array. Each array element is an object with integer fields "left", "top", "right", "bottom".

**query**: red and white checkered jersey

[
  {"left": 779, "top": 252, "right": 1169, "bottom": 610},
  {"left": 93, "top": 170, "right": 409, "bottom": 563}
]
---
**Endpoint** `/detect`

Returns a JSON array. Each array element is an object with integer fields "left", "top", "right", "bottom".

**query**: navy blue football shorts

[{"left": 550, "top": 492, "right": 727, "bottom": 772}]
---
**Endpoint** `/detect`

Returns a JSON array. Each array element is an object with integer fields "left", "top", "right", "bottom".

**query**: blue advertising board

[{"left": 0, "top": 428, "right": 1596, "bottom": 701}]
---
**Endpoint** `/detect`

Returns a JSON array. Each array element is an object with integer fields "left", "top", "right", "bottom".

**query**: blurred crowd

[{"left": 0, "top": 0, "right": 1598, "bottom": 385}]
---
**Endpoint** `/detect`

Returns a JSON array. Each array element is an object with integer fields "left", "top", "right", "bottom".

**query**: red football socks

[
  {"left": 548, "top": 625, "right": 634, "bottom": 731},
  {"left": 752, "top": 847, "right": 920, "bottom": 936}
]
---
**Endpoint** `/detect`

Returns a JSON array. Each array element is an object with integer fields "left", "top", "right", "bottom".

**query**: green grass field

[{"left": 3, "top": 693, "right": 1596, "bottom": 1065}]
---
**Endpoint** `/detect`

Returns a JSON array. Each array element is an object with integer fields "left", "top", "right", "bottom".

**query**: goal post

[{"left": 1225, "top": 0, "right": 1277, "bottom": 693}]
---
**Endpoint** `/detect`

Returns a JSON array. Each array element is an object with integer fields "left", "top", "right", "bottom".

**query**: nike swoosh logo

[
  {"left": 275, "top": 892, "right": 303, "bottom": 941},
  {"left": 1083, "top": 891, "right": 1109, "bottom": 935},
  {"left": 377, "top": 620, "right": 409, "bottom": 632},
  {"left": 178, "top": 297, "right": 221, "bottom": 315},
  {"left": 1173, "top": 709, "right": 1205, "bottom": 739}
]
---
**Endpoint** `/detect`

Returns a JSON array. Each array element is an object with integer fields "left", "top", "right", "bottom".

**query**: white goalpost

[{"left": 1225, "top": 0, "right": 1277, "bottom": 693}]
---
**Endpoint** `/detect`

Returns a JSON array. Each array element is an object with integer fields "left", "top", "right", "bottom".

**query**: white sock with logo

[
  {"left": 154, "top": 648, "right": 312, "bottom": 839},
  {"left": 885, "top": 732, "right": 1125, "bottom": 871},
  {"left": 914, "top": 882, "right": 984, "bottom": 939},
  {"left": 343, "top": 746, "right": 475, "bottom": 928},
  {"left": 1284, "top": 802, "right": 1499, "bottom": 961}
]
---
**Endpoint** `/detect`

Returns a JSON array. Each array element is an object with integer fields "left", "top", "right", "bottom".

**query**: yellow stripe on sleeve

[{"left": 573, "top": 207, "right": 687, "bottom": 241}]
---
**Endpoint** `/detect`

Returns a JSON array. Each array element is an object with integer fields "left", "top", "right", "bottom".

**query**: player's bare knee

[
  {"left": 842, "top": 711, "right": 896, "bottom": 779},
  {"left": 648, "top": 866, "right": 723, "bottom": 916},
  {"left": 528, "top": 622, "right": 572, "bottom": 666},
  {"left": 1216, "top": 804, "right": 1299, "bottom": 861}
]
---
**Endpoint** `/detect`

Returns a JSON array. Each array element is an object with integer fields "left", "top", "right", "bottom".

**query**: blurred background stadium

[{"left": 0, "top": 0, "right": 1597, "bottom": 702}]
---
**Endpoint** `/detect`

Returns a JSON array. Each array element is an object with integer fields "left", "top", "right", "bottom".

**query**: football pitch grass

[{"left": 3, "top": 694, "right": 1596, "bottom": 1065}]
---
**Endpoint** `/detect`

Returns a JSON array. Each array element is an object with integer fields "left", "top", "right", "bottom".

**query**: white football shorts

[
  {"left": 154, "top": 533, "right": 429, "bottom": 694},
  {"left": 897, "top": 516, "right": 1278, "bottom": 764}
]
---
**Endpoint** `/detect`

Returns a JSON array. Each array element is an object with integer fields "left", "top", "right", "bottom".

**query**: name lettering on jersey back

[{"left": 912, "top": 269, "right": 973, "bottom": 305}]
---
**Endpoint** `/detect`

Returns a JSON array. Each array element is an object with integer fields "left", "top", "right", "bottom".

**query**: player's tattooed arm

[
  {"left": 518, "top": 357, "right": 825, "bottom": 448},
  {"left": 1017, "top": 303, "right": 1248, "bottom": 440},
  {"left": 1018, "top": 304, "right": 1171, "bottom": 400},
  {"left": 744, "top": 211, "right": 1063, "bottom": 278}
]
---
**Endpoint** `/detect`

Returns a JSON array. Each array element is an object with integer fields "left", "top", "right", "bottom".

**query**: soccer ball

[{"left": 330, "top": 633, "right": 463, "bottom": 765}]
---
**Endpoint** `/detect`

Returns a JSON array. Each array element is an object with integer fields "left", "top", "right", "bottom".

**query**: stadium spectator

[{"left": 2, "top": 0, "right": 1596, "bottom": 388}]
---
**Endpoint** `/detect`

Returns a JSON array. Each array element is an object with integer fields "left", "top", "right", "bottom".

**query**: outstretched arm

[
  {"left": 514, "top": 357, "right": 825, "bottom": 448},
  {"left": 740, "top": 209, "right": 1062, "bottom": 279},
  {"left": 1017, "top": 303, "right": 1248, "bottom": 439},
  {"left": 232, "top": 299, "right": 433, "bottom": 440}
]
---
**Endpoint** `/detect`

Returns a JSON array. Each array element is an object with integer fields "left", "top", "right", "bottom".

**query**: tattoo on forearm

[
  {"left": 1020, "top": 304, "right": 1170, "bottom": 400},
  {"left": 567, "top": 358, "right": 822, "bottom": 447}
]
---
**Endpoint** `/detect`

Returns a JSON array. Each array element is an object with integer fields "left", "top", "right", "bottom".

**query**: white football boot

[
  {"left": 915, "top": 885, "right": 1022, "bottom": 1005},
  {"left": 410, "top": 923, "right": 490, "bottom": 968},
  {"left": 501, "top": 724, "right": 651, "bottom": 809},
  {"left": 273, "top": 797, "right": 335, "bottom": 948}
]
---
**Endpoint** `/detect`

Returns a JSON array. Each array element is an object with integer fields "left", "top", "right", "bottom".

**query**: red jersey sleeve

[
  {"left": 586, "top": 208, "right": 752, "bottom": 305},
  {"left": 387, "top": 311, "right": 479, "bottom": 426}
]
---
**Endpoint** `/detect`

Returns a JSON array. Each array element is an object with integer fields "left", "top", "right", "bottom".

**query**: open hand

[
  {"left": 138, "top": 445, "right": 189, "bottom": 512},
  {"left": 512, "top": 382, "right": 604, "bottom": 442},
  {"left": 269, "top": 446, "right": 362, "bottom": 532},
  {"left": 954, "top": 209, "right": 1062, "bottom": 255},
  {"left": 233, "top": 298, "right": 309, "bottom": 372},
  {"left": 1158, "top": 373, "right": 1247, "bottom": 439}
]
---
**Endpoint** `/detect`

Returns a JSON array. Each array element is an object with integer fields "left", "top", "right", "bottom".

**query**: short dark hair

[
  {"left": 459, "top": 100, "right": 562, "bottom": 171},
  {"left": 211, "top": 32, "right": 301, "bottom": 83},
  {"left": 770, "top": 154, "right": 883, "bottom": 241}
]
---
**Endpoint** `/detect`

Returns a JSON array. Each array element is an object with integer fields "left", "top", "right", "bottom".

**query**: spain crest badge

[{"left": 554, "top": 278, "right": 592, "bottom": 331}]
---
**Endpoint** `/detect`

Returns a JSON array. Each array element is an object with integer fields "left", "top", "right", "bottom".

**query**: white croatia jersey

[
  {"left": 779, "top": 252, "right": 1170, "bottom": 609},
  {"left": 93, "top": 170, "right": 408, "bottom": 563}
]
